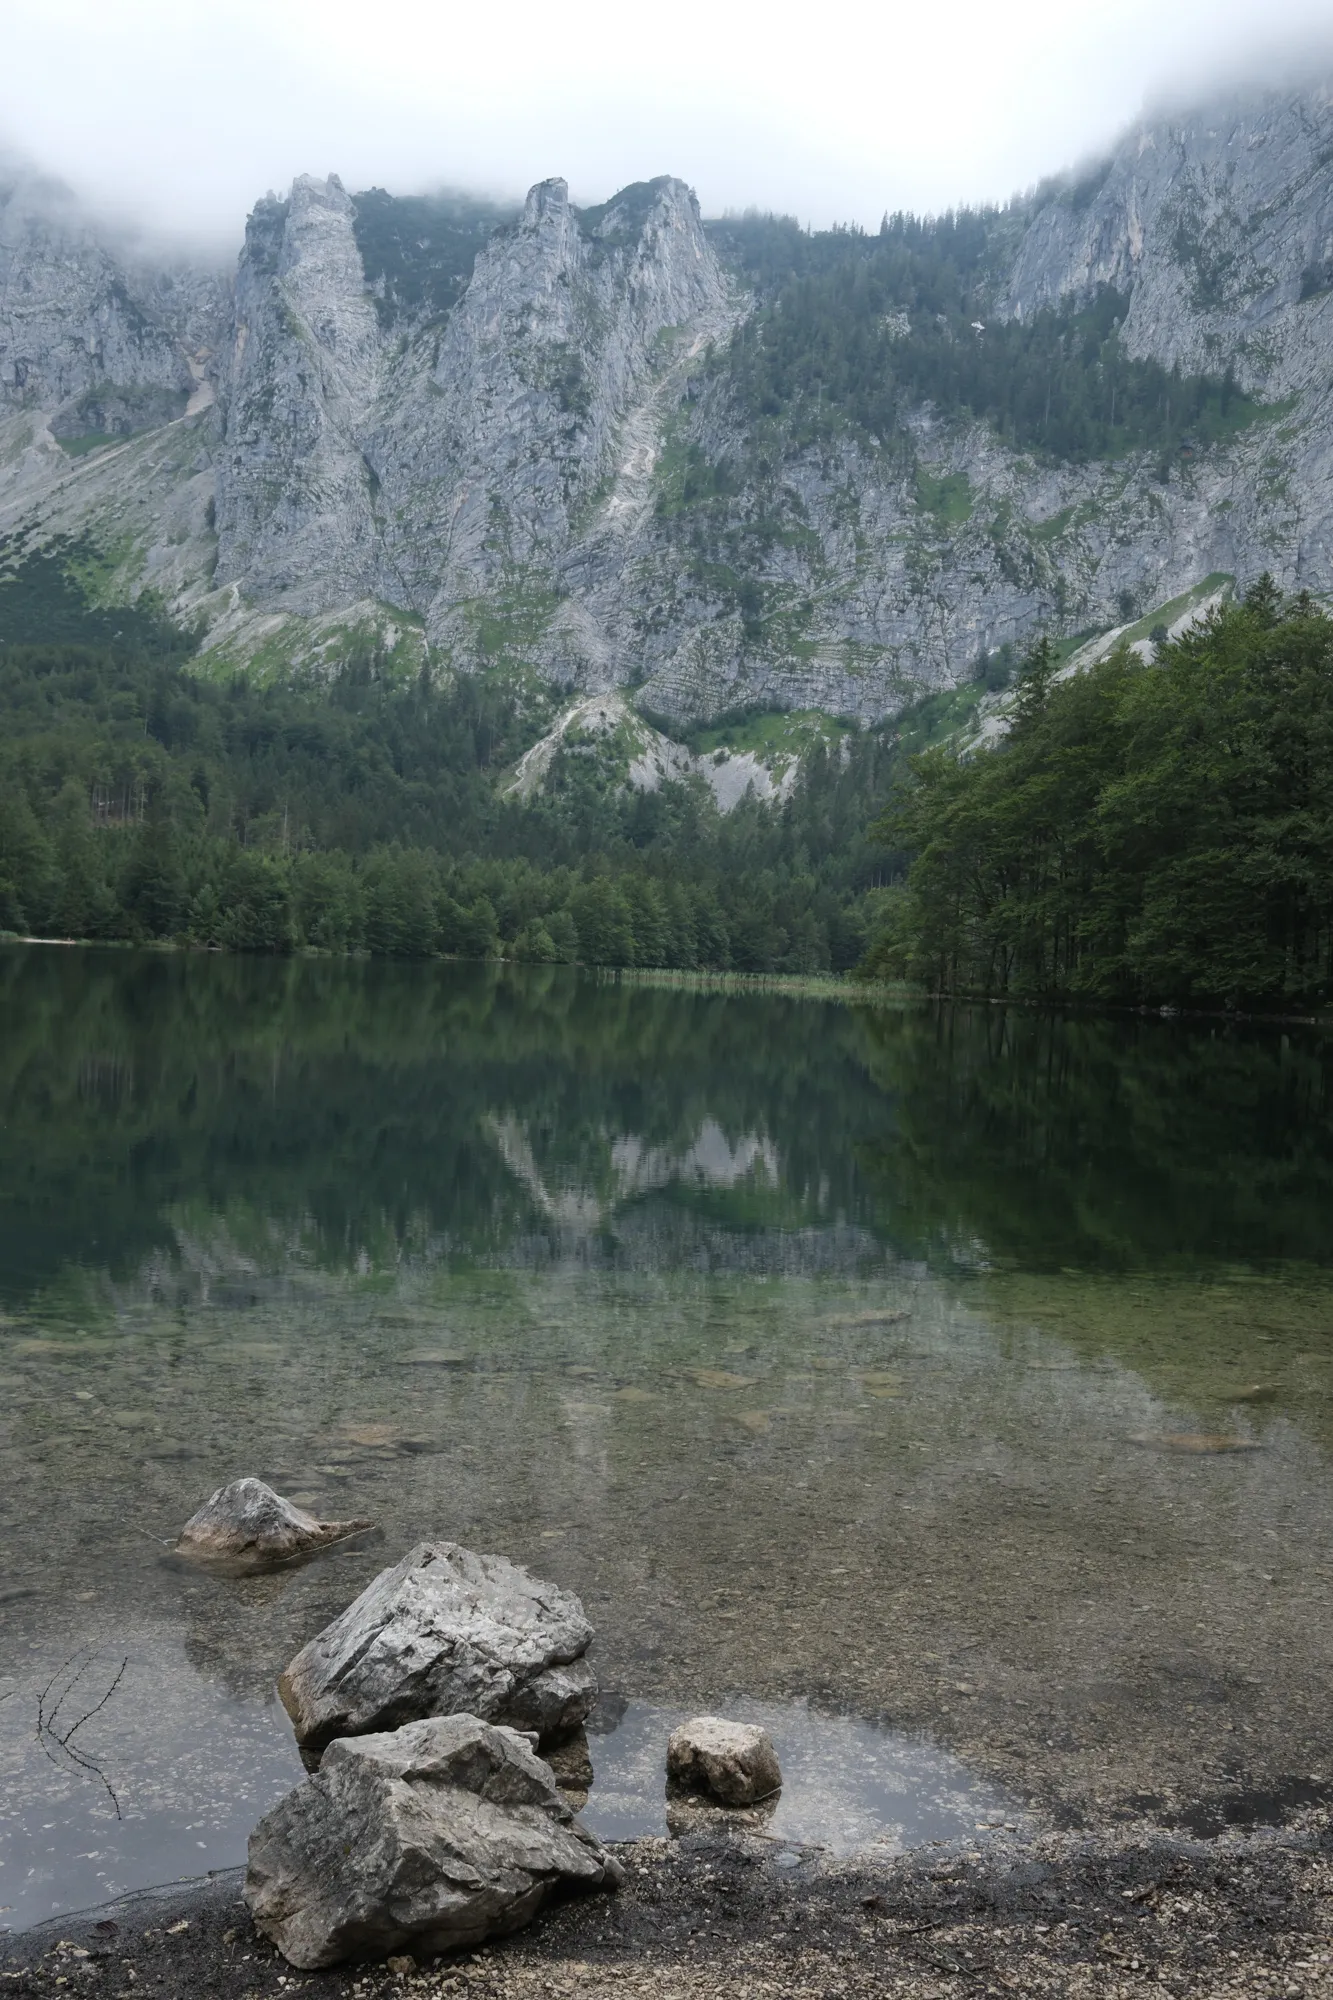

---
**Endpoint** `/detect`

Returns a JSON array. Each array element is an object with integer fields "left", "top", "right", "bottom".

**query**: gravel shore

[{"left": 5, "top": 1813, "right": 1332, "bottom": 2000}]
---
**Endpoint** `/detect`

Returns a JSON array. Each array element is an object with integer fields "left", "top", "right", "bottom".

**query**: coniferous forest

[
  {"left": 0, "top": 190, "right": 1312, "bottom": 1006},
  {"left": 711, "top": 212, "right": 1259, "bottom": 464},
  {"left": 0, "top": 641, "right": 895, "bottom": 969},
  {"left": 5, "top": 517, "right": 1333, "bottom": 1009},
  {"left": 0, "top": 537, "right": 891, "bottom": 971},
  {"left": 863, "top": 581, "right": 1333, "bottom": 1010}
]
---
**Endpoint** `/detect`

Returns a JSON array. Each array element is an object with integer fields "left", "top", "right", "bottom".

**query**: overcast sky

[{"left": 4, "top": 0, "right": 1333, "bottom": 253}]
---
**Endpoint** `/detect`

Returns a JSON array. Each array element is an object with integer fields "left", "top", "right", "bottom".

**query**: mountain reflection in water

[{"left": 3, "top": 944, "right": 1332, "bottom": 1299}]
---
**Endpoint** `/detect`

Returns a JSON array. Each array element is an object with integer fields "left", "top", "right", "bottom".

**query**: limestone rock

[
  {"left": 212, "top": 170, "right": 733, "bottom": 635},
  {"left": 244, "top": 1713, "right": 619, "bottom": 1968},
  {"left": 0, "top": 173, "right": 199, "bottom": 418},
  {"left": 216, "top": 174, "right": 382, "bottom": 611},
  {"left": 0, "top": 166, "right": 229, "bottom": 436},
  {"left": 174, "top": 1478, "right": 372, "bottom": 1572},
  {"left": 278, "top": 1541, "right": 597, "bottom": 1755},
  {"left": 666, "top": 1716, "right": 782, "bottom": 1806}
]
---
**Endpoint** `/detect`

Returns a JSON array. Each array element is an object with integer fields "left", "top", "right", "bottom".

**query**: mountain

[{"left": 3, "top": 80, "right": 1333, "bottom": 728}]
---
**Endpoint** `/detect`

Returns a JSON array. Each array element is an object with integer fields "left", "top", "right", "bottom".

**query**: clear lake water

[{"left": 1, "top": 947, "right": 1331, "bottom": 1928}]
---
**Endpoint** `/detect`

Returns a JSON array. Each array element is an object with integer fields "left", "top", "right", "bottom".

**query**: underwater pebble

[{"left": 1133, "top": 1432, "right": 1264, "bottom": 1454}]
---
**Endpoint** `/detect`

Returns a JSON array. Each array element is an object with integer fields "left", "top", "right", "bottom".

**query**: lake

[{"left": 2, "top": 946, "right": 1331, "bottom": 1929}]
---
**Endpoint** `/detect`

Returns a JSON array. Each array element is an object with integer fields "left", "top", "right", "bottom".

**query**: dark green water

[
  {"left": 4, "top": 947, "right": 1333, "bottom": 1304},
  {"left": 2, "top": 947, "right": 1331, "bottom": 1929}
]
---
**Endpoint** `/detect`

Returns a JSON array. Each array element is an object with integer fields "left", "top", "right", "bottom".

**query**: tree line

[
  {"left": 862, "top": 580, "right": 1333, "bottom": 1010},
  {"left": 0, "top": 800, "right": 869, "bottom": 974}
]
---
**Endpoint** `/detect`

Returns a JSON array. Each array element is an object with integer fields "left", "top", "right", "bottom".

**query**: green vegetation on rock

[
  {"left": 0, "top": 529, "right": 190, "bottom": 656},
  {"left": 710, "top": 214, "right": 1265, "bottom": 465},
  {"left": 915, "top": 468, "right": 974, "bottom": 526},
  {"left": 351, "top": 187, "right": 518, "bottom": 327}
]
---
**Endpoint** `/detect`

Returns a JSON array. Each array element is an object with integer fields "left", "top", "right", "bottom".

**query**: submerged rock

[
  {"left": 665, "top": 1786, "right": 780, "bottom": 1838},
  {"left": 174, "top": 1478, "right": 372, "bottom": 1573},
  {"left": 278, "top": 1541, "right": 597, "bottom": 1756},
  {"left": 666, "top": 1716, "right": 782, "bottom": 1806},
  {"left": 541, "top": 1726, "right": 594, "bottom": 1809},
  {"left": 1132, "top": 1432, "right": 1264, "bottom": 1455},
  {"left": 245, "top": 1713, "right": 619, "bottom": 1968}
]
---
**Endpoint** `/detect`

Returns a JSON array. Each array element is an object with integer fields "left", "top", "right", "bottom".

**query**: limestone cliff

[
  {"left": 1001, "top": 86, "right": 1333, "bottom": 387},
  {"left": 0, "top": 165, "right": 228, "bottom": 438},
  {"left": 217, "top": 175, "right": 382, "bottom": 607},
  {"left": 627, "top": 81, "right": 1333, "bottom": 720},
  {"left": 214, "top": 171, "right": 732, "bottom": 645},
  {"left": 4, "top": 81, "right": 1333, "bottom": 724}
]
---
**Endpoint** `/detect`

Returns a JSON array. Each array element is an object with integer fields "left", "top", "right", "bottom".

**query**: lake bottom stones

[{"left": 244, "top": 1714, "right": 620, "bottom": 1968}]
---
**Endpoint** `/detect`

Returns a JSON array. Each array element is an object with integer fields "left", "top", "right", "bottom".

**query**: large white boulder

[
  {"left": 278, "top": 1541, "right": 597, "bottom": 1755},
  {"left": 244, "top": 1713, "right": 619, "bottom": 1968}
]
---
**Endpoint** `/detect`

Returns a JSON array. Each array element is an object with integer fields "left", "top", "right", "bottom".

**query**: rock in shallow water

[
  {"left": 279, "top": 1541, "right": 598, "bottom": 1755},
  {"left": 541, "top": 1726, "right": 594, "bottom": 1808},
  {"left": 667, "top": 1716, "right": 782, "bottom": 1806},
  {"left": 244, "top": 1713, "right": 619, "bottom": 1968},
  {"left": 174, "top": 1477, "right": 372, "bottom": 1572}
]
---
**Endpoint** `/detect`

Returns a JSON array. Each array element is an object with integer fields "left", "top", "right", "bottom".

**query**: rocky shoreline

[
  {"left": 5, "top": 1811, "right": 1332, "bottom": 1998},
  {"left": 10, "top": 1424, "right": 1328, "bottom": 1984}
]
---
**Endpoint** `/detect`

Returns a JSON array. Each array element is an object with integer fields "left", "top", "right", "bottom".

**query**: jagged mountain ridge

[
  {"left": 217, "top": 172, "right": 731, "bottom": 631},
  {"left": 3, "top": 82, "right": 1333, "bottom": 724}
]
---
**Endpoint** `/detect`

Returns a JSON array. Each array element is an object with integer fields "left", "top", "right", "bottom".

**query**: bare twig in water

[
  {"left": 41, "top": 1646, "right": 96, "bottom": 1739},
  {"left": 36, "top": 1649, "right": 127, "bottom": 1818},
  {"left": 62, "top": 1656, "right": 127, "bottom": 1745}
]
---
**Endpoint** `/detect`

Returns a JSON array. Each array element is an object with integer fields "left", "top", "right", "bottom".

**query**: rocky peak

[
  {"left": 580, "top": 174, "right": 699, "bottom": 236},
  {"left": 279, "top": 176, "right": 359, "bottom": 287},
  {"left": 15, "top": 85, "right": 1333, "bottom": 728},
  {"left": 271, "top": 173, "right": 379, "bottom": 372},
  {"left": 291, "top": 172, "right": 351, "bottom": 213},
  {"left": 215, "top": 166, "right": 729, "bottom": 624},
  {"left": 219, "top": 171, "right": 382, "bottom": 607},
  {"left": 523, "top": 176, "right": 571, "bottom": 229}
]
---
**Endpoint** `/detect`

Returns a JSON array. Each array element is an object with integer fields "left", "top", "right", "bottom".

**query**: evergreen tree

[
  {"left": 0, "top": 785, "right": 54, "bottom": 934},
  {"left": 121, "top": 810, "right": 185, "bottom": 939},
  {"left": 571, "top": 878, "right": 637, "bottom": 966},
  {"left": 219, "top": 850, "right": 294, "bottom": 953},
  {"left": 866, "top": 582, "right": 1333, "bottom": 1007},
  {"left": 49, "top": 780, "right": 116, "bottom": 939}
]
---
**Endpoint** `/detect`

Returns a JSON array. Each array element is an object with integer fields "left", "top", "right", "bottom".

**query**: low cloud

[{"left": 2, "top": 0, "right": 1333, "bottom": 252}]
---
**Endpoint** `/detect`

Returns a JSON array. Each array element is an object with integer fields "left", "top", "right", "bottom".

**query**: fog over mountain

[{"left": 5, "top": 1, "right": 1333, "bottom": 242}]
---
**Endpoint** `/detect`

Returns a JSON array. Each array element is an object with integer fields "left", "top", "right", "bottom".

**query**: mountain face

[
  {"left": 0, "top": 167, "right": 228, "bottom": 434},
  {"left": 216, "top": 171, "right": 732, "bottom": 646},
  {"left": 1001, "top": 87, "right": 1333, "bottom": 374},
  {"left": 3, "top": 82, "right": 1333, "bottom": 723}
]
